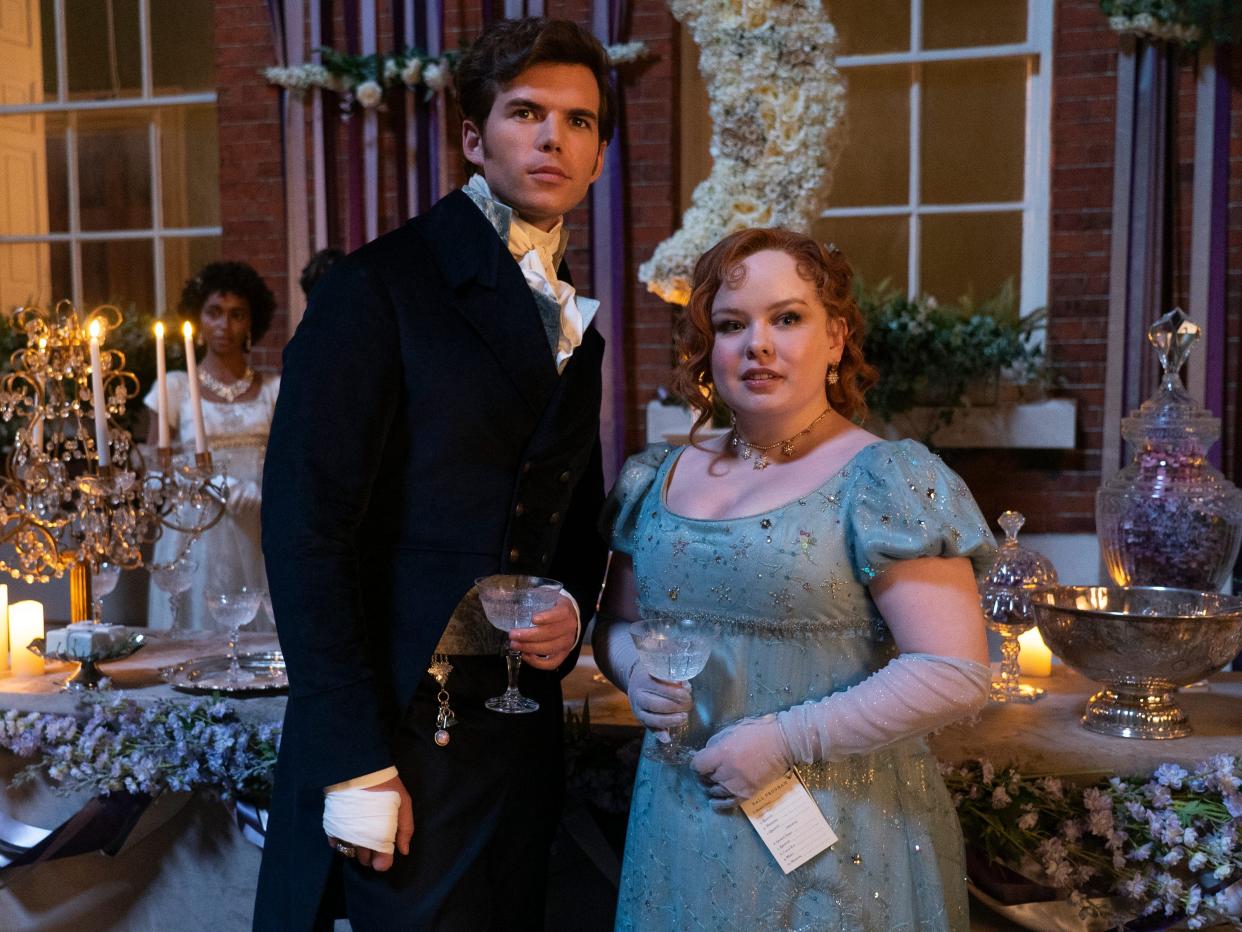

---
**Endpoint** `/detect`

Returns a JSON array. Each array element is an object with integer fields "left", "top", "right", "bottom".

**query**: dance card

[{"left": 740, "top": 770, "right": 838, "bottom": 874}]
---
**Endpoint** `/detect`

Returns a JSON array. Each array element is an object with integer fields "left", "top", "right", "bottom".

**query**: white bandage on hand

[
  {"left": 776, "top": 652, "right": 991, "bottom": 764},
  {"left": 322, "top": 786, "right": 401, "bottom": 854}
]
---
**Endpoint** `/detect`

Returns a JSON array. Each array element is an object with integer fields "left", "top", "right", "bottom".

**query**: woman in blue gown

[{"left": 594, "top": 229, "right": 995, "bottom": 931}]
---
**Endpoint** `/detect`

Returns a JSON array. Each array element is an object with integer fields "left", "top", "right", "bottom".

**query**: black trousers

[{"left": 327, "top": 655, "right": 566, "bottom": 932}]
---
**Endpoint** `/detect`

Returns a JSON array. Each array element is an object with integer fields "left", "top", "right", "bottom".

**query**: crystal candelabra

[{"left": 0, "top": 301, "right": 227, "bottom": 626}]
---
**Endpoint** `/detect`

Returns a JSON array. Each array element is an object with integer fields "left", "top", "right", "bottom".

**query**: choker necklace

[
  {"left": 199, "top": 366, "right": 255, "bottom": 403},
  {"left": 731, "top": 407, "right": 832, "bottom": 470}
]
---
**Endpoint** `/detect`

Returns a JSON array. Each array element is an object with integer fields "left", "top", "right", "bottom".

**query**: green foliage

[{"left": 859, "top": 279, "right": 1052, "bottom": 426}]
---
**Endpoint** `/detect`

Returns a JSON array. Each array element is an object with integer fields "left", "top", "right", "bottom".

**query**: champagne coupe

[
  {"left": 205, "top": 563, "right": 262, "bottom": 687},
  {"left": 629, "top": 615, "right": 713, "bottom": 764},
  {"left": 475, "top": 574, "right": 563, "bottom": 714},
  {"left": 149, "top": 557, "right": 198, "bottom": 635},
  {"left": 91, "top": 562, "right": 122, "bottom": 623}
]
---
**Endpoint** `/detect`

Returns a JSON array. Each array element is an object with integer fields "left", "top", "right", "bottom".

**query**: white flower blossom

[
  {"left": 383, "top": 57, "right": 401, "bottom": 82},
  {"left": 355, "top": 80, "right": 384, "bottom": 109},
  {"left": 423, "top": 61, "right": 452, "bottom": 96},
  {"left": 400, "top": 57, "right": 423, "bottom": 87},
  {"left": 990, "top": 785, "right": 1011, "bottom": 809}
]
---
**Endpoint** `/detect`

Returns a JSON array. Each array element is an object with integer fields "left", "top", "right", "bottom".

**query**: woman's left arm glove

[{"left": 690, "top": 715, "right": 793, "bottom": 808}]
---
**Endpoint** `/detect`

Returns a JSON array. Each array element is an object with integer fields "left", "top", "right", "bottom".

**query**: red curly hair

[{"left": 672, "top": 228, "right": 878, "bottom": 442}]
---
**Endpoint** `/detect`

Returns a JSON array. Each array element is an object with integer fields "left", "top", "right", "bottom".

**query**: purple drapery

[
  {"left": 343, "top": 0, "right": 366, "bottom": 251},
  {"left": 590, "top": 0, "right": 629, "bottom": 483}
]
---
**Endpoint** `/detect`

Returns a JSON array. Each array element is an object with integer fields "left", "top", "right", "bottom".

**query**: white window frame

[
  {"left": 824, "top": 0, "right": 1053, "bottom": 316},
  {"left": 0, "top": 0, "right": 221, "bottom": 316}
]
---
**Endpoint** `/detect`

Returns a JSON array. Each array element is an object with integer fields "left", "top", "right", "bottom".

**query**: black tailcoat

[{"left": 254, "top": 190, "right": 608, "bottom": 930}]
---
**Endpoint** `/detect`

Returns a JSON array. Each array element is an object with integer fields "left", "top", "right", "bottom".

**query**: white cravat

[{"left": 463, "top": 174, "right": 598, "bottom": 372}]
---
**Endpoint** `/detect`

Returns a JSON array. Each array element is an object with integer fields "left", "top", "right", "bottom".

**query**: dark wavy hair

[
  {"left": 179, "top": 261, "right": 277, "bottom": 343},
  {"left": 455, "top": 17, "right": 616, "bottom": 146},
  {"left": 672, "top": 228, "right": 879, "bottom": 441}
]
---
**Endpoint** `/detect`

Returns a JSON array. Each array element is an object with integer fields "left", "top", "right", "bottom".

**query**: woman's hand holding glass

[{"left": 626, "top": 663, "right": 694, "bottom": 735}]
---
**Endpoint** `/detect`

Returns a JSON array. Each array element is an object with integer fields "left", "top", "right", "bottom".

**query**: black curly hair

[{"left": 179, "top": 261, "right": 277, "bottom": 343}]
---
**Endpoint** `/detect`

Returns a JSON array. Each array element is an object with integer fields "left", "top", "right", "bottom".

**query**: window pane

[
  {"left": 77, "top": 110, "right": 152, "bottom": 231},
  {"left": 37, "top": 0, "right": 57, "bottom": 98},
  {"left": 152, "top": 0, "right": 215, "bottom": 93},
  {"left": 67, "top": 0, "right": 142, "bottom": 100},
  {"left": 81, "top": 239, "right": 153, "bottom": 314},
  {"left": 160, "top": 105, "right": 220, "bottom": 228},
  {"left": 825, "top": 66, "right": 909, "bottom": 208},
  {"left": 919, "top": 212, "right": 1021, "bottom": 303},
  {"left": 813, "top": 215, "right": 909, "bottom": 293},
  {"left": 0, "top": 112, "right": 67, "bottom": 234},
  {"left": 921, "top": 59, "right": 1026, "bottom": 205},
  {"left": 924, "top": 0, "right": 1027, "bottom": 50},
  {"left": 163, "top": 236, "right": 221, "bottom": 314},
  {"left": 0, "top": 241, "right": 70, "bottom": 310},
  {"left": 829, "top": 0, "right": 910, "bottom": 55}
]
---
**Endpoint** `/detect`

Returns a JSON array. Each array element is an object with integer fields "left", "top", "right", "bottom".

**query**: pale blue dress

[{"left": 604, "top": 439, "right": 995, "bottom": 932}]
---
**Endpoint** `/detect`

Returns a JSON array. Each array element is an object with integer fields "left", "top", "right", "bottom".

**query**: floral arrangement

[
  {"left": 944, "top": 757, "right": 1242, "bottom": 928},
  {"left": 637, "top": 0, "right": 845, "bottom": 305},
  {"left": 0, "top": 695, "right": 279, "bottom": 804},
  {"left": 858, "top": 281, "right": 1051, "bottom": 427},
  {"left": 1100, "top": 1, "right": 1242, "bottom": 45},
  {"left": 265, "top": 40, "right": 651, "bottom": 115}
]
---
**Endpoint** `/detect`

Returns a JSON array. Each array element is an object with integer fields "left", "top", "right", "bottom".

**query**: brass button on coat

[
  {"left": 548, "top": 512, "right": 560, "bottom": 525},
  {"left": 509, "top": 548, "right": 520, "bottom": 562},
  {"left": 514, "top": 503, "right": 525, "bottom": 516},
  {"left": 558, "top": 470, "right": 571, "bottom": 483}
]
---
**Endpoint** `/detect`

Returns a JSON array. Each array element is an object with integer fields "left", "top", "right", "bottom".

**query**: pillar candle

[
  {"left": 0, "top": 584, "right": 8, "bottom": 674},
  {"left": 1018, "top": 627, "right": 1053, "bottom": 677},
  {"left": 9, "top": 600, "right": 44, "bottom": 677},
  {"left": 182, "top": 322, "right": 208, "bottom": 455},
  {"left": 31, "top": 413, "right": 43, "bottom": 453},
  {"left": 154, "top": 321, "right": 171, "bottom": 449},
  {"left": 88, "top": 320, "right": 110, "bottom": 468}
]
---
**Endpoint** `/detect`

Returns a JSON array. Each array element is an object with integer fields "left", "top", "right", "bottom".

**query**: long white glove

[
  {"left": 692, "top": 653, "right": 990, "bottom": 803},
  {"left": 593, "top": 615, "right": 693, "bottom": 733},
  {"left": 226, "top": 479, "right": 262, "bottom": 519}
]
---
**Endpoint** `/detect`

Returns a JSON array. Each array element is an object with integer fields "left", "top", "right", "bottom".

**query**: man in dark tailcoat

[{"left": 254, "top": 18, "right": 613, "bottom": 930}]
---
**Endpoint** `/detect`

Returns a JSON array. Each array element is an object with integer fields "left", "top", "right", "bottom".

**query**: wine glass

[
  {"left": 475, "top": 574, "right": 563, "bottom": 714},
  {"left": 204, "top": 559, "right": 262, "bottom": 687},
  {"left": 629, "top": 615, "right": 713, "bottom": 764},
  {"left": 91, "top": 562, "right": 122, "bottom": 623},
  {"left": 149, "top": 556, "right": 198, "bottom": 635}
]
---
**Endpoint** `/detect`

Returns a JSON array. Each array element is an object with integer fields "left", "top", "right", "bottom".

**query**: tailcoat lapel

[{"left": 420, "top": 190, "right": 558, "bottom": 415}]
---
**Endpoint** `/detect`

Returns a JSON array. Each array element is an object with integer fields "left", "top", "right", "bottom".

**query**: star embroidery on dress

[
  {"left": 798, "top": 529, "right": 817, "bottom": 561},
  {"left": 821, "top": 575, "right": 846, "bottom": 599},
  {"left": 709, "top": 581, "right": 733, "bottom": 603},
  {"left": 770, "top": 589, "right": 795, "bottom": 614},
  {"left": 671, "top": 538, "right": 690, "bottom": 559},
  {"left": 730, "top": 536, "right": 753, "bottom": 562}
]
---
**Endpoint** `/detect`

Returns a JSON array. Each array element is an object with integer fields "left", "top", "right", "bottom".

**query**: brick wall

[{"left": 213, "top": 0, "right": 287, "bottom": 372}]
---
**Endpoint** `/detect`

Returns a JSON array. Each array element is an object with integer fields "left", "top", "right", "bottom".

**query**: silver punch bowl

[{"left": 1029, "top": 585, "right": 1242, "bottom": 740}]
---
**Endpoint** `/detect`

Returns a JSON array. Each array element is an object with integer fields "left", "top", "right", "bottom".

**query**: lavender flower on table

[
  {"left": 0, "top": 695, "right": 279, "bottom": 803},
  {"left": 943, "top": 755, "right": 1242, "bottom": 929}
]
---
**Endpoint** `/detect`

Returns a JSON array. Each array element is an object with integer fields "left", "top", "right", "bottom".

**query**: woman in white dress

[{"left": 144, "top": 262, "right": 280, "bottom": 632}]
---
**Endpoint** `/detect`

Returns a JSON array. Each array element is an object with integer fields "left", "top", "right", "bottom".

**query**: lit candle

[
  {"left": 0, "top": 584, "right": 8, "bottom": 675},
  {"left": 31, "top": 413, "right": 43, "bottom": 453},
  {"left": 154, "top": 321, "right": 171, "bottom": 449},
  {"left": 182, "top": 321, "right": 208, "bottom": 455},
  {"left": 88, "top": 319, "right": 110, "bottom": 468},
  {"left": 1018, "top": 627, "right": 1053, "bottom": 677},
  {"left": 9, "top": 600, "right": 44, "bottom": 677}
]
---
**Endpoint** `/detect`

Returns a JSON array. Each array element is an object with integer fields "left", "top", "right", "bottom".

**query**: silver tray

[{"left": 160, "top": 651, "right": 288, "bottom": 695}]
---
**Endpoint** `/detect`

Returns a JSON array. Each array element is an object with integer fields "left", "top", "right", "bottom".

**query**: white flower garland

[
  {"left": 637, "top": 0, "right": 845, "bottom": 306},
  {"left": 1107, "top": 12, "right": 1201, "bottom": 42},
  {"left": 265, "top": 41, "right": 651, "bottom": 113}
]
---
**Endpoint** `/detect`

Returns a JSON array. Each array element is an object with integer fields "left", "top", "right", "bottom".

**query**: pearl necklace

[
  {"left": 730, "top": 407, "right": 832, "bottom": 470},
  {"left": 198, "top": 366, "right": 255, "bottom": 402}
]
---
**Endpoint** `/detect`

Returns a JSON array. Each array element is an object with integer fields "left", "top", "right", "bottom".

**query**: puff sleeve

[
  {"left": 845, "top": 440, "right": 995, "bottom": 584},
  {"left": 599, "top": 444, "right": 675, "bottom": 557}
]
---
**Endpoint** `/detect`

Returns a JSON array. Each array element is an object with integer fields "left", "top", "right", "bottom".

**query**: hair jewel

[{"left": 825, "top": 242, "right": 842, "bottom": 257}]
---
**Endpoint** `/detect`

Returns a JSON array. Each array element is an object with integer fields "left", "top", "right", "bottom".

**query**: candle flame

[
  {"left": 182, "top": 321, "right": 193, "bottom": 338},
  {"left": 154, "top": 321, "right": 165, "bottom": 338},
  {"left": 38, "top": 337, "right": 47, "bottom": 349},
  {"left": 87, "top": 320, "right": 101, "bottom": 340}
]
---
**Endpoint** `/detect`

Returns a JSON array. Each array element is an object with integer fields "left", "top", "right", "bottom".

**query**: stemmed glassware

[
  {"left": 475, "top": 574, "right": 563, "bottom": 714},
  {"left": 90, "top": 562, "right": 121, "bottom": 623},
  {"left": 629, "top": 615, "right": 713, "bottom": 763},
  {"left": 204, "top": 544, "right": 263, "bottom": 687},
  {"left": 148, "top": 556, "right": 198, "bottom": 635},
  {"left": 981, "top": 510, "right": 1058, "bottom": 703}
]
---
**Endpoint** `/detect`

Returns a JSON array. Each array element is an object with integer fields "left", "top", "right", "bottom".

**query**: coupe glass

[
  {"left": 629, "top": 615, "right": 713, "bottom": 763},
  {"left": 981, "top": 511, "right": 1057, "bottom": 703},
  {"left": 148, "top": 556, "right": 198, "bottom": 635},
  {"left": 204, "top": 560, "right": 262, "bottom": 687},
  {"left": 91, "top": 562, "right": 122, "bottom": 623},
  {"left": 475, "top": 574, "right": 563, "bottom": 714}
]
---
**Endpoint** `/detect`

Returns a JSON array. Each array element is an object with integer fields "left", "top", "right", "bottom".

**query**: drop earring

[{"left": 826, "top": 363, "right": 840, "bottom": 386}]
